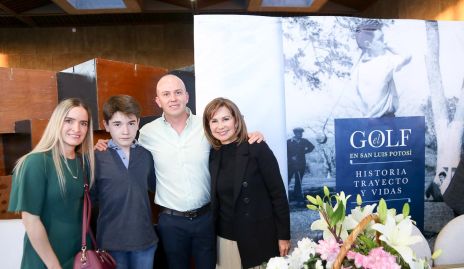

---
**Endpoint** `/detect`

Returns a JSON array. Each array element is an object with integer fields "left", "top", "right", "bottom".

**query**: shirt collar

[
  {"left": 161, "top": 107, "right": 192, "bottom": 126},
  {"left": 108, "top": 139, "right": 138, "bottom": 150}
]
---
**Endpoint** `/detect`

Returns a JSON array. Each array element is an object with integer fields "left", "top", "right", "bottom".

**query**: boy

[{"left": 91, "top": 95, "right": 158, "bottom": 269}]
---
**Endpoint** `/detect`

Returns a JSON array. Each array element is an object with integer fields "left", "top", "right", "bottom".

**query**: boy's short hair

[{"left": 102, "top": 95, "right": 142, "bottom": 122}]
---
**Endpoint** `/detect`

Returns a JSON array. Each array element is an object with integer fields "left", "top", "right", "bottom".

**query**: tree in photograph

[{"left": 424, "top": 20, "right": 464, "bottom": 192}]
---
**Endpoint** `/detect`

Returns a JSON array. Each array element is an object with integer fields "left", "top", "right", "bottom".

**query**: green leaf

[
  {"left": 356, "top": 194, "right": 362, "bottom": 206},
  {"left": 307, "top": 204, "right": 318, "bottom": 211},
  {"left": 353, "top": 234, "right": 377, "bottom": 255},
  {"left": 402, "top": 203, "right": 410, "bottom": 217},
  {"left": 326, "top": 203, "right": 334, "bottom": 217},
  {"left": 306, "top": 195, "right": 318, "bottom": 205},
  {"left": 330, "top": 201, "right": 345, "bottom": 226},
  {"left": 323, "top": 186, "right": 330, "bottom": 197},
  {"left": 377, "top": 198, "right": 387, "bottom": 223},
  {"left": 316, "top": 195, "right": 323, "bottom": 206}
]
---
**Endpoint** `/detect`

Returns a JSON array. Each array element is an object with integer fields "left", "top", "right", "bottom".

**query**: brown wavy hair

[{"left": 203, "top": 97, "right": 248, "bottom": 150}]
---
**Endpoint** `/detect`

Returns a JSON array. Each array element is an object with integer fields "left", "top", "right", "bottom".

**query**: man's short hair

[
  {"left": 293, "top": 127, "right": 304, "bottom": 134},
  {"left": 356, "top": 20, "right": 383, "bottom": 33},
  {"left": 355, "top": 20, "right": 383, "bottom": 50},
  {"left": 102, "top": 95, "right": 142, "bottom": 122}
]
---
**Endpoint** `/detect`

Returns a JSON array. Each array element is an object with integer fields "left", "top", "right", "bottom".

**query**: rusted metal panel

[
  {"left": 0, "top": 175, "right": 19, "bottom": 219},
  {"left": 58, "top": 58, "right": 167, "bottom": 130},
  {"left": 0, "top": 67, "right": 57, "bottom": 134}
]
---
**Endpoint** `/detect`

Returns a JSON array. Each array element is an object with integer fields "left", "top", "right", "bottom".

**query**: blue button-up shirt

[{"left": 108, "top": 139, "right": 138, "bottom": 169}]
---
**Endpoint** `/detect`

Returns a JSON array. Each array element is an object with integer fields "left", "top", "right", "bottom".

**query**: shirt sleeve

[{"left": 8, "top": 153, "right": 47, "bottom": 216}]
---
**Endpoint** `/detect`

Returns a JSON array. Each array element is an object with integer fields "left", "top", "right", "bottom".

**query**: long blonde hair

[{"left": 13, "top": 98, "right": 95, "bottom": 194}]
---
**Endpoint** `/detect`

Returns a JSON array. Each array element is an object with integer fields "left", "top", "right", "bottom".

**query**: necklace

[{"left": 64, "top": 157, "right": 79, "bottom": 179}]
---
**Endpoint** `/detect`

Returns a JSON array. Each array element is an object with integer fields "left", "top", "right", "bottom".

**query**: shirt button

[
  {"left": 242, "top": 181, "right": 248, "bottom": 188},
  {"left": 243, "top": 197, "right": 250, "bottom": 204}
]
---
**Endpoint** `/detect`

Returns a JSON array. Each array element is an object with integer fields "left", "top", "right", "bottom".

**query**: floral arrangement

[{"left": 267, "top": 187, "right": 440, "bottom": 269}]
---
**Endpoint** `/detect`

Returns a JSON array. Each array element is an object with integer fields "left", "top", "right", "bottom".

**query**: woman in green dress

[{"left": 8, "top": 98, "right": 95, "bottom": 269}]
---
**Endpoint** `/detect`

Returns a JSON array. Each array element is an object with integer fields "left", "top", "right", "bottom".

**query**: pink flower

[
  {"left": 346, "top": 247, "right": 400, "bottom": 269},
  {"left": 316, "top": 238, "right": 340, "bottom": 262},
  {"left": 366, "top": 248, "right": 400, "bottom": 269},
  {"left": 347, "top": 251, "right": 366, "bottom": 268}
]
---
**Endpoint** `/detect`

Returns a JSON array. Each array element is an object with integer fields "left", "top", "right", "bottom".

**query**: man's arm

[
  {"left": 247, "top": 131, "right": 264, "bottom": 144},
  {"left": 94, "top": 139, "right": 109, "bottom": 151},
  {"left": 386, "top": 46, "right": 411, "bottom": 72},
  {"left": 304, "top": 139, "right": 315, "bottom": 154}
]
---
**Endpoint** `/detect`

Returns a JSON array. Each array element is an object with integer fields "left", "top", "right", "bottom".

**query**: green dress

[{"left": 8, "top": 151, "right": 86, "bottom": 269}]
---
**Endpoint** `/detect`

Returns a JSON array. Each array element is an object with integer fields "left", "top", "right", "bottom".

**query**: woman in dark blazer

[{"left": 203, "top": 97, "right": 290, "bottom": 269}]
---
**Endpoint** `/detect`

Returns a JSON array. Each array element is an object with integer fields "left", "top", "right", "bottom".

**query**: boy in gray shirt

[{"left": 91, "top": 95, "right": 158, "bottom": 269}]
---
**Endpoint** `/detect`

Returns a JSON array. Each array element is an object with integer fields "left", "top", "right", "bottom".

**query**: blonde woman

[{"left": 9, "top": 98, "right": 95, "bottom": 269}]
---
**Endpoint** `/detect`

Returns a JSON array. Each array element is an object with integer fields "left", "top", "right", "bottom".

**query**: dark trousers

[
  {"left": 157, "top": 210, "right": 216, "bottom": 269},
  {"left": 288, "top": 167, "right": 305, "bottom": 202}
]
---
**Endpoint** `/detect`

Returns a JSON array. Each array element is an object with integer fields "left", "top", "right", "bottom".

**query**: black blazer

[{"left": 209, "top": 141, "right": 290, "bottom": 268}]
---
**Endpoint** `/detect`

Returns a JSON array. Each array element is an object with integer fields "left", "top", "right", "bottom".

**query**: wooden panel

[
  {"left": 58, "top": 58, "right": 167, "bottom": 130},
  {"left": 0, "top": 175, "right": 19, "bottom": 219},
  {"left": 0, "top": 139, "right": 5, "bottom": 176},
  {"left": 0, "top": 67, "right": 57, "bottom": 133},
  {"left": 95, "top": 58, "right": 166, "bottom": 129},
  {"left": 330, "top": 0, "right": 378, "bottom": 11},
  {"left": 93, "top": 130, "right": 111, "bottom": 143}
]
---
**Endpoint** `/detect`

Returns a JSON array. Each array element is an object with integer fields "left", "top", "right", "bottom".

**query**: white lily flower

[
  {"left": 371, "top": 214, "right": 422, "bottom": 267},
  {"left": 311, "top": 212, "right": 348, "bottom": 240},
  {"left": 343, "top": 204, "right": 377, "bottom": 231},
  {"left": 386, "top": 208, "right": 411, "bottom": 224},
  {"left": 338, "top": 192, "right": 351, "bottom": 207}
]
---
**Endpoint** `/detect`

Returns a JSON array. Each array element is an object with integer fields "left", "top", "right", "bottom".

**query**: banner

[
  {"left": 335, "top": 116, "right": 425, "bottom": 229},
  {"left": 194, "top": 15, "right": 464, "bottom": 242}
]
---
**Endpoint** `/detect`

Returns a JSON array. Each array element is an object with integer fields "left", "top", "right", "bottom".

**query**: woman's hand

[{"left": 278, "top": 239, "right": 290, "bottom": 256}]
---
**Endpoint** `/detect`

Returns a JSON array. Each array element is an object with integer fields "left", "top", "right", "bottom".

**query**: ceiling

[{"left": 0, "top": 0, "right": 378, "bottom": 28}]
